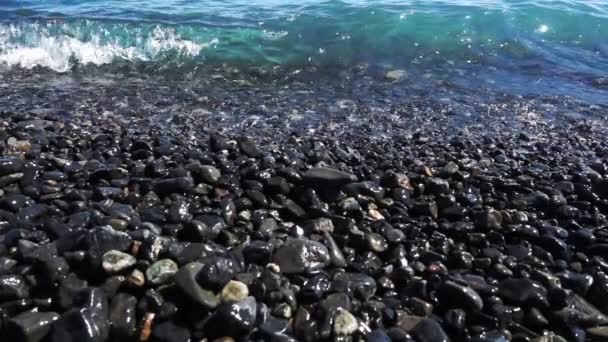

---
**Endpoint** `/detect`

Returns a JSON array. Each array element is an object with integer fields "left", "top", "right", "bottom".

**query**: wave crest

[{"left": 0, "top": 22, "right": 218, "bottom": 72}]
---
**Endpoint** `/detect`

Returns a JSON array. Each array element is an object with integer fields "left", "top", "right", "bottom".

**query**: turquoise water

[{"left": 1, "top": 1, "right": 607, "bottom": 102}]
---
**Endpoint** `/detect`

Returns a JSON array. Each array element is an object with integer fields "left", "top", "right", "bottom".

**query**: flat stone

[
  {"left": 200, "top": 165, "right": 221, "bottom": 184},
  {"left": 273, "top": 238, "right": 330, "bottom": 274},
  {"left": 146, "top": 259, "right": 178, "bottom": 285},
  {"left": 5, "top": 311, "right": 60, "bottom": 342},
  {"left": 437, "top": 280, "right": 483, "bottom": 311},
  {"left": 411, "top": 318, "right": 450, "bottom": 342},
  {"left": 220, "top": 280, "right": 249, "bottom": 303},
  {"left": 333, "top": 309, "right": 358, "bottom": 336},
  {"left": 175, "top": 262, "right": 220, "bottom": 309},
  {"left": 303, "top": 167, "right": 357, "bottom": 188},
  {"left": 385, "top": 69, "right": 408, "bottom": 81},
  {"left": 102, "top": 250, "right": 136, "bottom": 273}
]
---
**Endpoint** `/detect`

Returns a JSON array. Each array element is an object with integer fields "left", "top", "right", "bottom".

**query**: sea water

[{"left": 1, "top": 1, "right": 607, "bottom": 109}]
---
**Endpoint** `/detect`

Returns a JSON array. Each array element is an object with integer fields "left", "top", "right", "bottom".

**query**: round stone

[
  {"left": 200, "top": 165, "right": 221, "bottom": 184},
  {"left": 102, "top": 250, "right": 136, "bottom": 273},
  {"left": 146, "top": 259, "right": 178, "bottom": 285},
  {"left": 333, "top": 308, "right": 358, "bottom": 336},
  {"left": 221, "top": 280, "right": 249, "bottom": 303}
]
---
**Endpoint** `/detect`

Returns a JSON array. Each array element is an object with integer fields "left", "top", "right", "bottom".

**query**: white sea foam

[{"left": 0, "top": 23, "right": 218, "bottom": 72}]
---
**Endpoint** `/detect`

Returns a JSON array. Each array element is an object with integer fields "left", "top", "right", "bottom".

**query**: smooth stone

[
  {"left": 109, "top": 293, "right": 137, "bottom": 339},
  {"left": 16, "top": 119, "right": 54, "bottom": 131},
  {"left": 200, "top": 165, "right": 221, "bottom": 184},
  {"left": 526, "top": 307, "right": 549, "bottom": 328},
  {"left": 498, "top": 278, "right": 547, "bottom": 307},
  {"left": 411, "top": 201, "right": 438, "bottom": 219},
  {"left": 273, "top": 238, "right": 330, "bottom": 274},
  {"left": 151, "top": 321, "right": 191, "bottom": 342},
  {"left": 555, "top": 292, "right": 608, "bottom": 325},
  {"left": 557, "top": 271, "right": 593, "bottom": 295},
  {"left": 385, "top": 69, "right": 408, "bottom": 81},
  {"left": 260, "top": 316, "right": 289, "bottom": 337},
  {"left": 0, "top": 157, "right": 25, "bottom": 177},
  {"left": 332, "top": 272, "right": 377, "bottom": 300},
  {"left": 153, "top": 177, "right": 194, "bottom": 196},
  {"left": 333, "top": 308, "right": 358, "bottom": 336},
  {"left": 175, "top": 262, "right": 220, "bottom": 309},
  {"left": 426, "top": 177, "right": 450, "bottom": 194},
  {"left": 538, "top": 235, "right": 569, "bottom": 260},
  {"left": 382, "top": 171, "right": 414, "bottom": 190},
  {"left": 587, "top": 326, "right": 608, "bottom": 340},
  {"left": 72, "top": 287, "right": 109, "bottom": 336},
  {"left": 323, "top": 231, "right": 347, "bottom": 268},
  {"left": 343, "top": 181, "right": 386, "bottom": 200},
  {"left": 531, "top": 335, "right": 568, "bottom": 342},
  {"left": 243, "top": 241, "right": 273, "bottom": 264},
  {"left": 210, "top": 133, "right": 230, "bottom": 151},
  {"left": 237, "top": 136, "right": 262, "bottom": 158},
  {"left": 0, "top": 274, "right": 29, "bottom": 300},
  {"left": 85, "top": 226, "right": 133, "bottom": 268},
  {"left": 127, "top": 269, "right": 145, "bottom": 287},
  {"left": 367, "top": 329, "right": 392, "bottom": 342},
  {"left": 321, "top": 293, "right": 352, "bottom": 312},
  {"left": 50, "top": 308, "right": 108, "bottom": 342},
  {"left": 302, "top": 275, "right": 332, "bottom": 300},
  {"left": 221, "top": 280, "right": 249, "bottom": 303},
  {"left": 101, "top": 250, "right": 136, "bottom": 273},
  {"left": 303, "top": 167, "right": 357, "bottom": 188},
  {"left": 437, "top": 280, "right": 484, "bottom": 311},
  {"left": 6, "top": 311, "right": 60, "bottom": 342},
  {"left": 196, "top": 255, "right": 241, "bottom": 291},
  {"left": 210, "top": 296, "right": 257, "bottom": 337},
  {"left": 589, "top": 272, "right": 608, "bottom": 313},
  {"left": 265, "top": 176, "right": 290, "bottom": 194},
  {"left": 411, "top": 318, "right": 450, "bottom": 342},
  {"left": 0, "top": 257, "right": 17, "bottom": 274},
  {"left": 146, "top": 259, "right": 178, "bottom": 285},
  {"left": 479, "top": 209, "right": 503, "bottom": 230},
  {"left": 306, "top": 218, "right": 334, "bottom": 233},
  {"left": 273, "top": 303, "right": 293, "bottom": 319},
  {"left": 294, "top": 307, "right": 319, "bottom": 341},
  {"left": 445, "top": 309, "right": 466, "bottom": 332}
]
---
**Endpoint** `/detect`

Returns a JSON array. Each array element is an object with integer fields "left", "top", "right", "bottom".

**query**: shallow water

[{"left": 1, "top": 1, "right": 607, "bottom": 116}]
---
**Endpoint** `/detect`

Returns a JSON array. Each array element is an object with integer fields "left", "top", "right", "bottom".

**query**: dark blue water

[{"left": 1, "top": 1, "right": 607, "bottom": 104}]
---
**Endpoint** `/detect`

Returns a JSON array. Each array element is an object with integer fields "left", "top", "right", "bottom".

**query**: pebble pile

[{"left": 1, "top": 110, "right": 608, "bottom": 342}]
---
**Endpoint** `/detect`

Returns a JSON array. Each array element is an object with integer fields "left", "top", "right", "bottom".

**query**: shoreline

[{"left": 2, "top": 106, "right": 608, "bottom": 341}]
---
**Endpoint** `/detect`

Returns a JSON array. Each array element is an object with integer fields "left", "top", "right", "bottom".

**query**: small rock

[
  {"left": 0, "top": 157, "right": 25, "bottom": 177},
  {"left": 587, "top": 326, "right": 608, "bottom": 340},
  {"left": 127, "top": 269, "right": 145, "bottom": 287},
  {"left": 210, "top": 296, "right": 257, "bottom": 337},
  {"left": 5, "top": 311, "right": 60, "bottom": 342},
  {"left": 303, "top": 167, "right": 358, "bottom": 188},
  {"left": 151, "top": 321, "right": 191, "bottom": 342},
  {"left": 411, "top": 318, "right": 450, "bottom": 342},
  {"left": 332, "top": 272, "right": 377, "bottom": 300},
  {"left": 221, "top": 280, "right": 249, "bottom": 303},
  {"left": 333, "top": 308, "right": 358, "bottom": 336},
  {"left": 146, "top": 259, "right": 178, "bottom": 285},
  {"left": 175, "top": 262, "right": 220, "bottom": 309},
  {"left": 273, "top": 238, "right": 330, "bottom": 274},
  {"left": 237, "top": 136, "right": 262, "bottom": 158},
  {"left": 479, "top": 209, "right": 503, "bottom": 230},
  {"left": 385, "top": 69, "right": 408, "bottom": 81},
  {"left": 196, "top": 255, "right": 241, "bottom": 291},
  {"left": 109, "top": 293, "right": 137, "bottom": 339},
  {"left": 437, "top": 280, "right": 484, "bottom": 311},
  {"left": 102, "top": 250, "right": 136, "bottom": 273},
  {"left": 0, "top": 274, "right": 29, "bottom": 300},
  {"left": 200, "top": 165, "right": 221, "bottom": 184}
]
